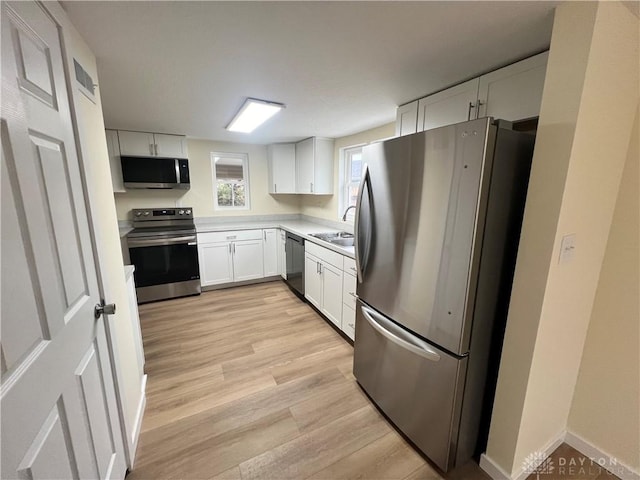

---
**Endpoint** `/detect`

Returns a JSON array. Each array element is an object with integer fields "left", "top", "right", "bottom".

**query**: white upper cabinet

[
  {"left": 476, "top": 51, "right": 549, "bottom": 121},
  {"left": 105, "top": 129, "right": 125, "bottom": 193},
  {"left": 154, "top": 133, "right": 188, "bottom": 158},
  {"left": 117, "top": 130, "right": 188, "bottom": 158},
  {"left": 267, "top": 144, "right": 296, "bottom": 194},
  {"left": 417, "top": 78, "right": 480, "bottom": 132},
  {"left": 401, "top": 52, "right": 549, "bottom": 134},
  {"left": 295, "top": 137, "right": 334, "bottom": 194},
  {"left": 395, "top": 101, "right": 419, "bottom": 137},
  {"left": 118, "top": 130, "right": 155, "bottom": 156}
]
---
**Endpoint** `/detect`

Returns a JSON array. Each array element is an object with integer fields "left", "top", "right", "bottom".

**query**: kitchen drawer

[
  {"left": 342, "top": 271, "right": 357, "bottom": 309},
  {"left": 343, "top": 257, "right": 357, "bottom": 276},
  {"left": 306, "top": 241, "right": 343, "bottom": 270},
  {"left": 341, "top": 303, "right": 355, "bottom": 340},
  {"left": 198, "top": 229, "right": 263, "bottom": 244}
]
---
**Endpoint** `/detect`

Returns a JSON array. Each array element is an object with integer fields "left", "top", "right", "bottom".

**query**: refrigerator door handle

[
  {"left": 354, "top": 163, "right": 370, "bottom": 283},
  {"left": 361, "top": 305, "right": 441, "bottom": 362}
]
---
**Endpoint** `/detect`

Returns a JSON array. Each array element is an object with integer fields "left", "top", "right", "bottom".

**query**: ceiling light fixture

[{"left": 226, "top": 98, "right": 285, "bottom": 133}]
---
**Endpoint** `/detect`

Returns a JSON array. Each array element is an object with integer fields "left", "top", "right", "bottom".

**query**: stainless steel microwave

[{"left": 121, "top": 156, "right": 190, "bottom": 189}]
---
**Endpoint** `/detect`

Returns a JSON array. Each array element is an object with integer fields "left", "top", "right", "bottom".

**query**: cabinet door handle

[
  {"left": 229, "top": 243, "right": 232, "bottom": 254},
  {"left": 310, "top": 182, "right": 314, "bottom": 193},
  {"left": 154, "top": 143, "right": 159, "bottom": 156},
  {"left": 467, "top": 102, "right": 476, "bottom": 121},
  {"left": 233, "top": 243, "right": 236, "bottom": 254},
  {"left": 274, "top": 183, "right": 277, "bottom": 193},
  {"left": 349, "top": 292, "right": 356, "bottom": 297},
  {"left": 319, "top": 263, "right": 322, "bottom": 275},
  {"left": 476, "top": 100, "right": 484, "bottom": 119},
  {"left": 263, "top": 231, "right": 266, "bottom": 241},
  {"left": 149, "top": 143, "right": 154, "bottom": 155}
]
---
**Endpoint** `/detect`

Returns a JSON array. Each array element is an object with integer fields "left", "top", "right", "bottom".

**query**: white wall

[
  {"left": 58, "top": 7, "right": 144, "bottom": 465},
  {"left": 485, "top": 2, "right": 639, "bottom": 477},
  {"left": 114, "top": 139, "right": 300, "bottom": 220},
  {"left": 567, "top": 104, "right": 639, "bottom": 472}
]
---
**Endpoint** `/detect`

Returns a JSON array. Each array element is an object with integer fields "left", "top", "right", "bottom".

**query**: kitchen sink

[
  {"left": 310, "top": 231, "right": 355, "bottom": 247},
  {"left": 328, "top": 237, "right": 354, "bottom": 247}
]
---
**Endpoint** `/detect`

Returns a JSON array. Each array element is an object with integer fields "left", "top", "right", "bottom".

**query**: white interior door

[{"left": 1, "top": 2, "right": 126, "bottom": 479}]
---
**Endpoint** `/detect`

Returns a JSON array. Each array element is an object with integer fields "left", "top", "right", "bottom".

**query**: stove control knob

[
  {"left": 135, "top": 212, "right": 142, "bottom": 217},
  {"left": 185, "top": 209, "right": 191, "bottom": 215},
  {"left": 178, "top": 210, "right": 185, "bottom": 215},
  {"left": 143, "top": 211, "right": 150, "bottom": 216}
]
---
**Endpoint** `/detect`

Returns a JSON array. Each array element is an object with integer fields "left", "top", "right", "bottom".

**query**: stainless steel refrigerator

[{"left": 352, "top": 117, "right": 534, "bottom": 472}]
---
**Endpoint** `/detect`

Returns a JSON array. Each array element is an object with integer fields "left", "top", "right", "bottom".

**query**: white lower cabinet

[
  {"left": 342, "top": 304, "right": 356, "bottom": 341},
  {"left": 341, "top": 271, "right": 357, "bottom": 341},
  {"left": 304, "top": 252, "right": 344, "bottom": 328},
  {"left": 305, "top": 253, "right": 323, "bottom": 309},
  {"left": 198, "top": 229, "right": 264, "bottom": 286},
  {"left": 262, "top": 229, "right": 278, "bottom": 277},
  {"left": 199, "top": 242, "right": 234, "bottom": 286},
  {"left": 278, "top": 229, "right": 287, "bottom": 279},
  {"left": 232, "top": 240, "right": 264, "bottom": 281},
  {"left": 305, "top": 242, "right": 358, "bottom": 340}
]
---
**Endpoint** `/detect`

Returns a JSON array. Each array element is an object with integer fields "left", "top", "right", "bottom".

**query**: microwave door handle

[{"left": 175, "top": 159, "right": 180, "bottom": 185}]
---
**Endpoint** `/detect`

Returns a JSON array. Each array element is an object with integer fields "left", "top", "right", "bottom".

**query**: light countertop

[{"left": 197, "top": 219, "right": 355, "bottom": 258}]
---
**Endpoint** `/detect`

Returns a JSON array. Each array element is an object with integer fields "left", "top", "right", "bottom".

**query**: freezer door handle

[
  {"left": 354, "top": 163, "right": 371, "bottom": 283},
  {"left": 361, "top": 305, "right": 441, "bottom": 362}
]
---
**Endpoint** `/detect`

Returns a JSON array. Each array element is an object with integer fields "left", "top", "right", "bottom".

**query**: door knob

[{"left": 94, "top": 300, "right": 116, "bottom": 319}]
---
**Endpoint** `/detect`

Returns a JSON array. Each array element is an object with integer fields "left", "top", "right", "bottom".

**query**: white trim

[
  {"left": 211, "top": 151, "right": 251, "bottom": 210},
  {"left": 338, "top": 145, "right": 363, "bottom": 222},
  {"left": 480, "top": 430, "right": 639, "bottom": 480},
  {"left": 565, "top": 430, "right": 640, "bottom": 480},
  {"left": 480, "top": 431, "right": 565, "bottom": 480},
  {"left": 479, "top": 453, "right": 513, "bottom": 480},
  {"left": 128, "top": 374, "right": 147, "bottom": 468}
]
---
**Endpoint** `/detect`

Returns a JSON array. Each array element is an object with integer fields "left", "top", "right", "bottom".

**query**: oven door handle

[{"left": 128, "top": 235, "right": 197, "bottom": 248}]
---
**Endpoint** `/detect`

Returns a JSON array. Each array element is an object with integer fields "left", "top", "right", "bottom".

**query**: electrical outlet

[{"left": 559, "top": 234, "right": 576, "bottom": 264}]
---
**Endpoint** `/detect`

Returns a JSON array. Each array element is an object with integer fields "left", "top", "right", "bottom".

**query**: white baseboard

[
  {"left": 480, "top": 430, "right": 639, "bottom": 480},
  {"left": 480, "top": 454, "right": 512, "bottom": 480},
  {"left": 565, "top": 430, "right": 639, "bottom": 480},
  {"left": 129, "top": 374, "right": 147, "bottom": 468},
  {"left": 480, "top": 431, "right": 565, "bottom": 480}
]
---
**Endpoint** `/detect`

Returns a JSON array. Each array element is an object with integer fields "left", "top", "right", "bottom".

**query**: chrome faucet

[{"left": 341, "top": 205, "right": 357, "bottom": 221}]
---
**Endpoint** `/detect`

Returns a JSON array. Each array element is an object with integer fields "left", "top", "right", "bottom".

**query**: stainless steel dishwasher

[{"left": 285, "top": 232, "right": 305, "bottom": 296}]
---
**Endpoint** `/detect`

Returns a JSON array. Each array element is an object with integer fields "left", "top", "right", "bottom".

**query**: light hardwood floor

[{"left": 128, "top": 281, "right": 606, "bottom": 480}]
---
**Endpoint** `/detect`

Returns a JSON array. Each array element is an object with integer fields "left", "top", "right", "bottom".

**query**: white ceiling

[{"left": 62, "top": 1, "right": 558, "bottom": 144}]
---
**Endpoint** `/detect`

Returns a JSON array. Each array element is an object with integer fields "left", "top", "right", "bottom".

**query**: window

[
  {"left": 340, "top": 146, "right": 363, "bottom": 222},
  {"left": 211, "top": 152, "right": 250, "bottom": 210}
]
